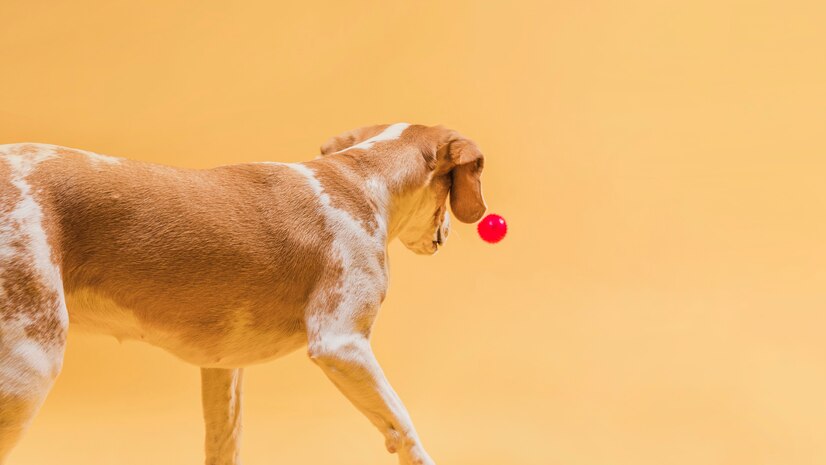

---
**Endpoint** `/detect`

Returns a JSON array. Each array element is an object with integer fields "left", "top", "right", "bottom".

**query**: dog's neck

[{"left": 309, "top": 146, "right": 432, "bottom": 244}]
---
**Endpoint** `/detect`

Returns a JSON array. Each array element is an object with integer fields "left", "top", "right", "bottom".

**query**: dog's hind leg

[
  {"left": 201, "top": 368, "right": 244, "bottom": 465},
  {"left": 0, "top": 147, "right": 69, "bottom": 463},
  {"left": 0, "top": 265, "right": 68, "bottom": 463}
]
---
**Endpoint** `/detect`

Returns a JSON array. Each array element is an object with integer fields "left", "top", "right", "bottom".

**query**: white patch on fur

[
  {"left": 365, "top": 177, "right": 390, "bottom": 215},
  {"left": 365, "top": 177, "right": 390, "bottom": 240},
  {"left": 2, "top": 143, "right": 121, "bottom": 165},
  {"left": 336, "top": 122, "right": 410, "bottom": 153},
  {"left": 10, "top": 340, "right": 53, "bottom": 376},
  {"left": 285, "top": 163, "right": 387, "bottom": 337},
  {"left": 84, "top": 151, "right": 121, "bottom": 165},
  {"left": 0, "top": 338, "right": 52, "bottom": 395}
]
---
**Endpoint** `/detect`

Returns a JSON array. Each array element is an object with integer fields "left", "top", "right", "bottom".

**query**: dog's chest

[{"left": 65, "top": 288, "right": 306, "bottom": 367}]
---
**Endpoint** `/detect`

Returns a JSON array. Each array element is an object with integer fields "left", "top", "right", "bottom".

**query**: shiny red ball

[{"left": 477, "top": 214, "right": 507, "bottom": 243}]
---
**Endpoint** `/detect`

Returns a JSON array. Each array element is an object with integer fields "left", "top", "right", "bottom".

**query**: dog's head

[{"left": 320, "top": 124, "right": 486, "bottom": 255}]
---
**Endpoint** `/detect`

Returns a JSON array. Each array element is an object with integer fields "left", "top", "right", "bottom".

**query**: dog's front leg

[
  {"left": 201, "top": 368, "right": 244, "bottom": 465},
  {"left": 307, "top": 329, "right": 435, "bottom": 465}
]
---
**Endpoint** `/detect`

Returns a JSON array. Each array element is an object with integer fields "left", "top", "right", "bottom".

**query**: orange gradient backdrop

[{"left": 2, "top": 1, "right": 826, "bottom": 464}]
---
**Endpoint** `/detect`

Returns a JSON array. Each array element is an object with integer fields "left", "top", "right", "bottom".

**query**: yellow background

[{"left": 2, "top": 1, "right": 825, "bottom": 464}]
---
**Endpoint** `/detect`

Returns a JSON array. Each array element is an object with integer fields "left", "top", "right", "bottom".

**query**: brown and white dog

[{"left": 0, "top": 123, "right": 486, "bottom": 465}]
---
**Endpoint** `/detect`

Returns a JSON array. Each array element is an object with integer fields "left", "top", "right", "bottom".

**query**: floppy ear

[
  {"left": 320, "top": 125, "right": 388, "bottom": 155},
  {"left": 438, "top": 138, "right": 487, "bottom": 223}
]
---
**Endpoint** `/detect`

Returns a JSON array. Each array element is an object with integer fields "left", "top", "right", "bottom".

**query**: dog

[{"left": 0, "top": 123, "right": 486, "bottom": 465}]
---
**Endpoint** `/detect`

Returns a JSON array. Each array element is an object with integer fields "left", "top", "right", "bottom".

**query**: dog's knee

[{"left": 307, "top": 333, "right": 370, "bottom": 368}]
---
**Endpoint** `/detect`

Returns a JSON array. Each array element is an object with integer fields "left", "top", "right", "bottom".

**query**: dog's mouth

[
  {"left": 432, "top": 213, "right": 450, "bottom": 250},
  {"left": 435, "top": 227, "right": 443, "bottom": 247}
]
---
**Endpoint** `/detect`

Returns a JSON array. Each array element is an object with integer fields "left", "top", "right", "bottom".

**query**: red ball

[{"left": 477, "top": 214, "right": 507, "bottom": 243}]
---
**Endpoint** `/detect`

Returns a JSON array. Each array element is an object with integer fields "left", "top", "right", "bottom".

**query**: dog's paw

[{"left": 398, "top": 444, "right": 435, "bottom": 465}]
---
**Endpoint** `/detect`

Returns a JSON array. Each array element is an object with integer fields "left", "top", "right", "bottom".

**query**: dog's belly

[{"left": 65, "top": 288, "right": 307, "bottom": 368}]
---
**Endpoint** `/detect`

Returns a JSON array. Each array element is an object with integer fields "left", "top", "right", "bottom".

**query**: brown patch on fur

[
  {"left": 0, "top": 160, "right": 17, "bottom": 217},
  {"left": 52, "top": 147, "right": 90, "bottom": 159},
  {"left": 0, "top": 257, "right": 58, "bottom": 321}
]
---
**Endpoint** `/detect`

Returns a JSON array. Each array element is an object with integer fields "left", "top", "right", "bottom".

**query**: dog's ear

[
  {"left": 437, "top": 135, "right": 487, "bottom": 223},
  {"left": 320, "top": 125, "right": 389, "bottom": 155}
]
